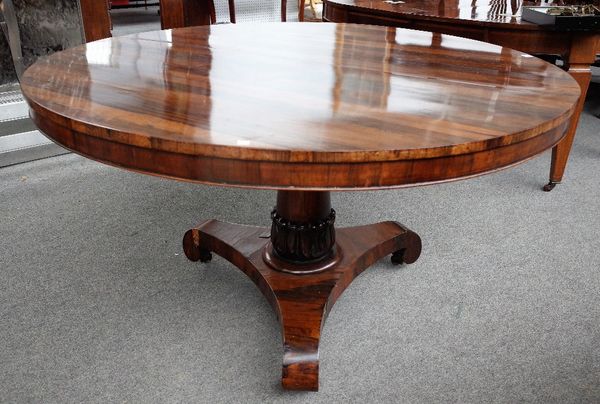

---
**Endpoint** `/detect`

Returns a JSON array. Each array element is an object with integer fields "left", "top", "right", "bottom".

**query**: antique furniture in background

[
  {"left": 159, "top": 0, "right": 212, "bottom": 27},
  {"left": 79, "top": 0, "right": 111, "bottom": 41},
  {"left": 159, "top": 0, "right": 303, "bottom": 28},
  {"left": 21, "top": 23, "right": 579, "bottom": 390},
  {"left": 323, "top": 0, "right": 598, "bottom": 191}
]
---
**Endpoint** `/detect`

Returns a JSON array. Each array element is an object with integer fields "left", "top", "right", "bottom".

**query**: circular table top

[
  {"left": 22, "top": 23, "right": 579, "bottom": 190},
  {"left": 324, "top": 0, "right": 567, "bottom": 29}
]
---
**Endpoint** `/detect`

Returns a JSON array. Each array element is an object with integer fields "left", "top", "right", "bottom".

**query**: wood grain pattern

[
  {"left": 323, "top": 0, "right": 599, "bottom": 189},
  {"left": 159, "top": 0, "right": 213, "bottom": 29},
  {"left": 79, "top": 0, "right": 112, "bottom": 42},
  {"left": 21, "top": 23, "right": 579, "bottom": 190},
  {"left": 182, "top": 218, "right": 422, "bottom": 390}
]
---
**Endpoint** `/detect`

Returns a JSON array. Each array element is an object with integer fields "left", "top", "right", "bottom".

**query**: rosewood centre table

[
  {"left": 323, "top": 0, "right": 599, "bottom": 191},
  {"left": 21, "top": 23, "right": 580, "bottom": 391}
]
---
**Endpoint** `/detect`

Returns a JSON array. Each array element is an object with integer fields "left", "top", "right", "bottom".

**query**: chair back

[
  {"left": 213, "top": 0, "right": 302, "bottom": 23},
  {"left": 160, "top": 0, "right": 303, "bottom": 30}
]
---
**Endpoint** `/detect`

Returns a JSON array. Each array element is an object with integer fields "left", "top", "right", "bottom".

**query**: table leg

[
  {"left": 544, "top": 35, "right": 597, "bottom": 192},
  {"left": 182, "top": 191, "right": 421, "bottom": 390}
]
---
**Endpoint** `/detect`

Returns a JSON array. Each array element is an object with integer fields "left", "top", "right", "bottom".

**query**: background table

[
  {"left": 323, "top": 0, "right": 599, "bottom": 191},
  {"left": 21, "top": 23, "right": 580, "bottom": 391}
]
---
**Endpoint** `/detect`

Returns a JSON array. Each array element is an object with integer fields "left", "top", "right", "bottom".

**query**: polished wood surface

[
  {"left": 323, "top": 0, "right": 599, "bottom": 190},
  {"left": 183, "top": 216, "right": 422, "bottom": 390},
  {"left": 21, "top": 23, "right": 580, "bottom": 391},
  {"left": 21, "top": 23, "right": 579, "bottom": 189}
]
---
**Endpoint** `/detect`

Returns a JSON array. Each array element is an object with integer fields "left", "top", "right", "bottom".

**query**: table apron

[{"left": 31, "top": 107, "right": 570, "bottom": 190}]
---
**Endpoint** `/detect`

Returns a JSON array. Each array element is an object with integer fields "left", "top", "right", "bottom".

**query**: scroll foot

[
  {"left": 198, "top": 250, "right": 212, "bottom": 263},
  {"left": 182, "top": 228, "right": 213, "bottom": 262},
  {"left": 391, "top": 249, "right": 406, "bottom": 265},
  {"left": 543, "top": 181, "right": 559, "bottom": 192}
]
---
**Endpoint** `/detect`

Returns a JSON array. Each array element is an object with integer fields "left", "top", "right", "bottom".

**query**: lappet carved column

[{"left": 264, "top": 191, "right": 340, "bottom": 274}]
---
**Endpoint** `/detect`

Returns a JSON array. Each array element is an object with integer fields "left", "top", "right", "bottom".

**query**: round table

[
  {"left": 323, "top": 0, "right": 599, "bottom": 191},
  {"left": 21, "top": 23, "right": 580, "bottom": 391}
]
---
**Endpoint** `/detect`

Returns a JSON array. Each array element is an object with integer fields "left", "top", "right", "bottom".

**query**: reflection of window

[
  {"left": 85, "top": 40, "right": 113, "bottom": 66},
  {"left": 387, "top": 76, "right": 446, "bottom": 115},
  {"left": 394, "top": 31, "right": 433, "bottom": 47},
  {"left": 207, "top": 24, "right": 336, "bottom": 141},
  {"left": 136, "top": 42, "right": 166, "bottom": 80},
  {"left": 164, "top": 30, "right": 172, "bottom": 44},
  {"left": 334, "top": 25, "right": 391, "bottom": 111},
  {"left": 436, "top": 35, "right": 502, "bottom": 54}
]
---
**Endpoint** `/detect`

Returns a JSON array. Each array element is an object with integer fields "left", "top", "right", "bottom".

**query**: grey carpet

[{"left": 1, "top": 84, "right": 599, "bottom": 403}]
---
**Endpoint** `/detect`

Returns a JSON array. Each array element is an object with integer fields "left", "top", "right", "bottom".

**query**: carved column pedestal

[
  {"left": 182, "top": 190, "right": 422, "bottom": 391},
  {"left": 265, "top": 191, "right": 339, "bottom": 274}
]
